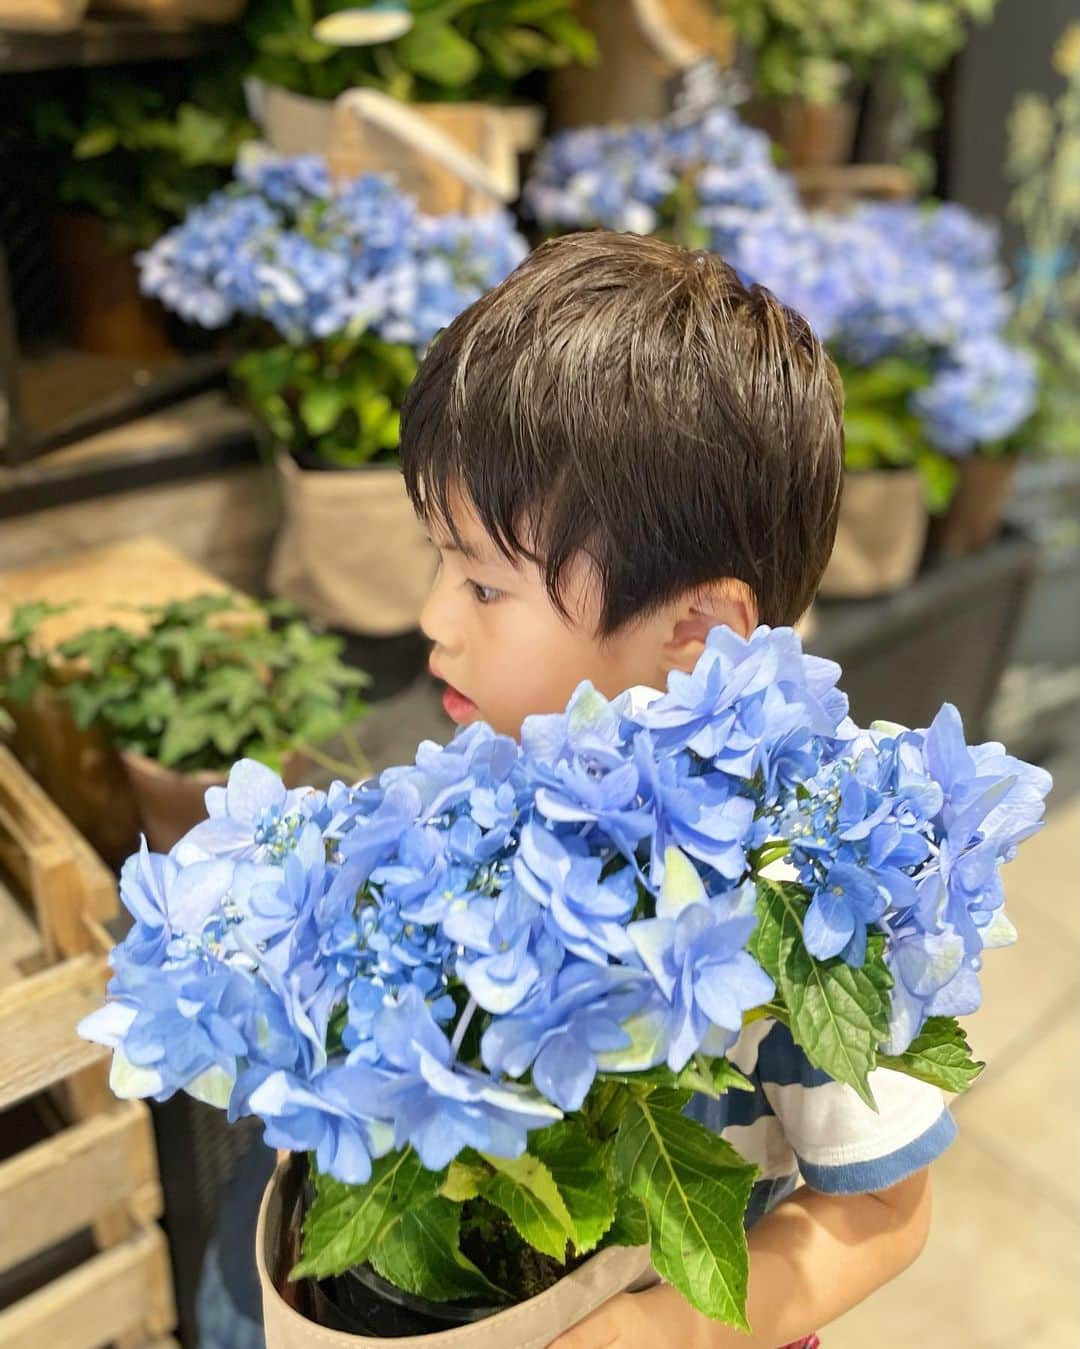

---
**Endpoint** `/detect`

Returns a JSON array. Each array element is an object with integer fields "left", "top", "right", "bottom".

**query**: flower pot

[
  {"left": 818, "top": 469, "right": 928, "bottom": 600},
  {"left": 745, "top": 98, "right": 859, "bottom": 168},
  {"left": 926, "top": 455, "right": 1018, "bottom": 559},
  {"left": 247, "top": 81, "right": 542, "bottom": 216},
  {"left": 52, "top": 214, "right": 173, "bottom": 360},
  {"left": 257, "top": 1160, "right": 654, "bottom": 1349},
  {"left": 268, "top": 454, "right": 437, "bottom": 639},
  {"left": 90, "top": 0, "right": 244, "bottom": 19},
  {"left": 120, "top": 749, "right": 307, "bottom": 854}
]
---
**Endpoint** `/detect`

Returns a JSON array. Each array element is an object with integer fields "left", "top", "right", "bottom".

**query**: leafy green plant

[
  {"left": 837, "top": 357, "right": 957, "bottom": 510},
  {"left": 235, "top": 334, "right": 419, "bottom": 468},
  {"left": 25, "top": 62, "right": 254, "bottom": 252},
  {"left": 0, "top": 596, "right": 367, "bottom": 776},
  {"left": 1006, "top": 24, "right": 1080, "bottom": 458},
  {"left": 728, "top": 0, "right": 997, "bottom": 172},
  {"left": 245, "top": 0, "right": 597, "bottom": 104}
]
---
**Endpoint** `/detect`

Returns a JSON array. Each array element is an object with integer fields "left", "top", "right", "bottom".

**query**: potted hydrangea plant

[
  {"left": 78, "top": 626, "right": 1050, "bottom": 1346},
  {"left": 0, "top": 594, "right": 367, "bottom": 854},
  {"left": 139, "top": 155, "right": 527, "bottom": 664}
]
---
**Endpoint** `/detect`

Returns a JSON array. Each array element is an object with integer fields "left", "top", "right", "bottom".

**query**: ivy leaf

[
  {"left": 752, "top": 881, "right": 892, "bottom": 1109},
  {"left": 369, "top": 1197, "right": 507, "bottom": 1303},
  {"left": 479, "top": 1151, "right": 576, "bottom": 1261},
  {"left": 877, "top": 1016, "right": 985, "bottom": 1094},
  {"left": 528, "top": 1121, "right": 617, "bottom": 1254},
  {"left": 613, "top": 1089, "right": 757, "bottom": 1329},
  {"left": 292, "top": 1151, "right": 444, "bottom": 1281}
]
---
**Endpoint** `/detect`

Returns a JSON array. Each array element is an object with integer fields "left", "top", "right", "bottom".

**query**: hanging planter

[
  {"left": 925, "top": 455, "right": 1019, "bottom": 559},
  {"left": 269, "top": 453, "right": 436, "bottom": 639},
  {"left": 257, "top": 1160, "right": 654, "bottom": 1349},
  {"left": 818, "top": 469, "right": 928, "bottom": 599}
]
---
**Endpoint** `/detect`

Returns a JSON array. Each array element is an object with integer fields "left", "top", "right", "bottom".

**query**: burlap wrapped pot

[
  {"left": 818, "top": 469, "right": 928, "bottom": 599},
  {"left": 257, "top": 1162, "right": 655, "bottom": 1349},
  {"left": 268, "top": 455, "right": 437, "bottom": 637}
]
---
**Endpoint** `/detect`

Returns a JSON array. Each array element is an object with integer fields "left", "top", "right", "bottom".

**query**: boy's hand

[{"left": 548, "top": 1287, "right": 715, "bottom": 1349}]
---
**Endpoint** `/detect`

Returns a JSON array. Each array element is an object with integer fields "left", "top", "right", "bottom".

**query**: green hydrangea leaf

[
  {"left": 603, "top": 1192, "right": 649, "bottom": 1248},
  {"left": 752, "top": 881, "right": 892, "bottom": 1109},
  {"left": 369, "top": 1197, "right": 507, "bottom": 1303},
  {"left": 528, "top": 1121, "right": 617, "bottom": 1254},
  {"left": 293, "top": 1150, "right": 445, "bottom": 1281},
  {"left": 613, "top": 1089, "right": 757, "bottom": 1329},
  {"left": 877, "top": 1015, "right": 985, "bottom": 1094},
  {"left": 479, "top": 1150, "right": 576, "bottom": 1261}
]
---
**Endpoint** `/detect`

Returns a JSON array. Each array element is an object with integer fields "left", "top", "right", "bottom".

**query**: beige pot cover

[
  {"left": 818, "top": 470, "right": 928, "bottom": 600},
  {"left": 258, "top": 1163, "right": 654, "bottom": 1349},
  {"left": 269, "top": 456, "right": 436, "bottom": 637}
]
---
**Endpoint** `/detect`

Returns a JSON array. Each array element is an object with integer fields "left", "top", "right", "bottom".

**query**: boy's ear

[{"left": 660, "top": 580, "right": 758, "bottom": 677}]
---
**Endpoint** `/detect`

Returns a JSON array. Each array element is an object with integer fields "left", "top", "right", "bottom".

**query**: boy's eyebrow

[{"left": 430, "top": 534, "right": 484, "bottom": 563}]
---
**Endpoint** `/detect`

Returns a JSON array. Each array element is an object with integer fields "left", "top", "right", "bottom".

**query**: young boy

[{"left": 399, "top": 231, "right": 953, "bottom": 1349}]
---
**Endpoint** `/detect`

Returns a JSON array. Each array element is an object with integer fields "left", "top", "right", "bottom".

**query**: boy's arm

[{"left": 549, "top": 1166, "right": 933, "bottom": 1349}]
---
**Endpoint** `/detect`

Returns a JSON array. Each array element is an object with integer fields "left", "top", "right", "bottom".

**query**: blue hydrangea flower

[{"left": 175, "top": 759, "right": 320, "bottom": 865}]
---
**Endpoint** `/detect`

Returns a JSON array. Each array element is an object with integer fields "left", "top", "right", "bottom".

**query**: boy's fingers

[{"left": 547, "top": 1308, "right": 622, "bottom": 1348}]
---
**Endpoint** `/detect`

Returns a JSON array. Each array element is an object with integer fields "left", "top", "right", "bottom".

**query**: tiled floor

[{"left": 826, "top": 796, "right": 1080, "bottom": 1349}]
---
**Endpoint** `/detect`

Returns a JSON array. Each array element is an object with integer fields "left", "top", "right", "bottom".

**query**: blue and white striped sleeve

[{"left": 756, "top": 1022, "right": 958, "bottom": 1195}]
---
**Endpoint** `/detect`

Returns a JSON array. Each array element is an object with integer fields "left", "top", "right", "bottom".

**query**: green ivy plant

[
  {"left": 1006, "top": 23, "right": 1080, "bottom": 459},
  {"left": 24, "top": 62, "right": 254, "bottom": 252},
  {"left": 293, "top": 876, "right": 982, "bottom": 1321},
  {"left": 838, "top": 356, "right": 957, "bottom": 511},
  {"left": 245, "top": 0, "right": 597, "bottom": 104},
  {"left": 0, "top": 596, "right": 368, "bottom": 777},
  {"left": 234, "top": 333, "right": 418, "bottom": 468}
]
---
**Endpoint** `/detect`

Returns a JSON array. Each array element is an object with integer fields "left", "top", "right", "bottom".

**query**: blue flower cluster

[
  {"left": 138, "top": 152, "right": 528, "bottom": 347},
  {"left": 80, "top": 627, "right": 1050, "bottom": 1182},
  {"left": 727, "top": 202, "right": 1037, "bottom": 456},
  {"left": 524, "top": 107, "right": 795, "bottom": 249}
]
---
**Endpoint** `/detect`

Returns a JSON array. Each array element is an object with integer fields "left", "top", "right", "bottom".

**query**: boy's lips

[{"left": 430, "top": 664, "right": 478, "bottom": 725}]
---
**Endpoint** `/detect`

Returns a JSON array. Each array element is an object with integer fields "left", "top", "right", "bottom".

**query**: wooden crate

[{"left": 0, "top": 746, "right": 177, "bottom": 1348}]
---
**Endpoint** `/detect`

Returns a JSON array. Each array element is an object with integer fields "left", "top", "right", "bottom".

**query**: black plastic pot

[{"left": 314, "top": 1264, "right": 504, "bottom": 1337}]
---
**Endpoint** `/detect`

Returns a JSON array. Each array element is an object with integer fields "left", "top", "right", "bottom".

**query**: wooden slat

[
  {"left": 0, "top": 1102, "right": 159, "bottom": 1271},
  {"left": 0, "top": 874, "right": 45, "bottom": 989},
  {"left": 0, "top": 954, "right": 108, "bottom": 1112},
  {"left": 0, "top": 1226, "right": 175, "bottom": 1349}
]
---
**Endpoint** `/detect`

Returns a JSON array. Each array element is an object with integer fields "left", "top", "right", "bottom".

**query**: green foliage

[
  {"left": 612, "top": 1089, "right": 757, "bottom": 1329},
  {"left": 527, "top": 1121, "right": 617, "bottom": 1255},
  {"left": 234, "top": 334, "right": 418, "bottom": 468},
  {"left": 21, "top": 61, "right": 254, "bottom": 252},
  {"left": 750, "top": 880, "right": 892, "bottom": 1108},
  {"left": 1006, "top": 23, "right": 1080, "bottom": 458},
  {"left": 837, "top": 356, "right": 958, "bottom": 512},
  {"left": 728, "top": 0, "right": 997, "bottom": 140},
  {"left": 245, "top": 0, "right": 597, "bottom": 104},
  {"left": 0, "top": 594, "right": 366, "bottom": 776},
  {"left": 369, "top": 1197, "right": 506, "bottom": 1301},
  {"left": 878, "top": 1015, "right": 985, "bottom": 1092},
  {"left": 479, "top": 1150, "right": 578, "bottom": 1260}
]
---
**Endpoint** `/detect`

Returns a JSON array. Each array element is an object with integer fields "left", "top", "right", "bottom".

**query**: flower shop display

[
  {"left": 79, "top": 624, "right": 1051, "bottom": 1345},
  {"left": 20, "top": 65, "right": 253, "bottom": 357},
  {"left": 0, "top": 594, "right": 367, "bottom": 853},
  {"left": 139, "top": 154, "right": 528, "bottom": 639},
  {"left": 728, "top": 0, "right": 999, "bottom": 173}
]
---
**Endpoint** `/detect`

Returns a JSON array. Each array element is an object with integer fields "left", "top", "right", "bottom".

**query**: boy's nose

[{"left": 419, "top": 572, "right": 458, "bottom": 654}]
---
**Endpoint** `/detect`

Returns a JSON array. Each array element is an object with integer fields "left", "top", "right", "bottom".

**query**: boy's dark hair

[{"left": 400, "top": 230, "right": 844, "bottom": 633}]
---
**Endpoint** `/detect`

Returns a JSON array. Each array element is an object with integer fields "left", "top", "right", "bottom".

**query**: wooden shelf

[{"left": 0, "top": 17, "right": 223, "bottom": 74}]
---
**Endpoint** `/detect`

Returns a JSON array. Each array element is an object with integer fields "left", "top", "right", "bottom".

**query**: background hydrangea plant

[
  {"left": 140, "top": 153, "right": 528, "bottom": 468},
  {"left": 80, "top": 626, "right": 1050, "bottom": 1328}
]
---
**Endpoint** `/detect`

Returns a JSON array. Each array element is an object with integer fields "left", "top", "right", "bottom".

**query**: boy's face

[{"left": 421, "top": 495, "right": 677, "bottom": 738}]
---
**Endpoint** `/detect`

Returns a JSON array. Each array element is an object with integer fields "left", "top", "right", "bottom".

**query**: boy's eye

[{"left": 467, "top": 581, "right": 501, "bottom": 605}]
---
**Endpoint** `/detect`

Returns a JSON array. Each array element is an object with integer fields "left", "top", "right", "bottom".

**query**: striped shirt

[{"left": 687, "top": 1017, "right": 957, "bottom": 1226}]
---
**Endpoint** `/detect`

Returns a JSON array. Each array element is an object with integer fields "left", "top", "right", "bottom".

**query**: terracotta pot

[
  {"left": 926, "top": 456, "right": 1018, "bottom": 559},
  {"left": 818, "top": 469, "right": 928, "bottom": 599},
  {"left": 269, "top": 454, "right": 437, "bottom": 638},
  {"left": 745, "top": 97, "right": 858, "bottom": 168},
  {"left": 90, "top": 0, "right": 243, "bottom": 19},
  {"left": 257, "top": 1160, "right": 654, "bottom": 1349},
  {"left": 0, "top": 0, "right": 88, "bottom": 29},
  {"left": 120, "top": 748, "right": 308, "bottom": 854},
  {"left": 52, "top": 214, "right": 173, "bottom": 360}
]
